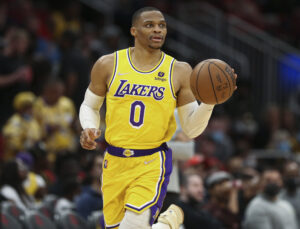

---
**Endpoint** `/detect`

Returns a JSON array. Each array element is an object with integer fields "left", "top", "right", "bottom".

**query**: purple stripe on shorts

[
  {"left": 124, "top": 148, "right": 172, "bottom": 218},
  {"left": 100, "top": 214, "right": 105, "bottom": 229},
  {"left": 125, "top": 150, "right": 166, "bottom": 211},
  {"left": 149, "top": 148, "right": 173, "bottom": 225}
]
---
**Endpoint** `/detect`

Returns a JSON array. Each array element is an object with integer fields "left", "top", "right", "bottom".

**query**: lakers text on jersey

[{"left": 105, "top": 48, "right": 177, "bottom": 149}]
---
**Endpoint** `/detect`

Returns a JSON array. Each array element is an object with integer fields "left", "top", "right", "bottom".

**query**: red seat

[
  {"left": 1, "top": 212, "right": 22, "bottom": 229},
  {"left": 37, "top": 204, "right": 54, "bottom": 220},
  {"left": 2, "top": 202, "right": 25, "bottom": 222},
  {"left": 55, "top": 211, "right": 88, "bottom": 229},
  {"left": 23, "top": 211, "right": 57, "bottom": 229}
]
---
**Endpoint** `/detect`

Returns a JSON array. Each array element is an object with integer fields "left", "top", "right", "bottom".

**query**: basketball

[{"left": 190, "top": 59, "right": 236, "bottom": 105}]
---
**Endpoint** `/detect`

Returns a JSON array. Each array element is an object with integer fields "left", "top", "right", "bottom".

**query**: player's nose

[{"left": 153, "top": 24, "right": 162, "bottom": 33}]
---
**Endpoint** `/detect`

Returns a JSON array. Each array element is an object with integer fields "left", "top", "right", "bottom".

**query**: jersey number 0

[{"left": 129, "top": 101, "right": 145, "bottom": 128}]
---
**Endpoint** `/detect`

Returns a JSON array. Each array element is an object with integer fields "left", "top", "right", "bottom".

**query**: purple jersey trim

[
  {"left": 108, "top": 51, "right": 118, "bottom": 91},
  {"left": 127, "top": 48, "right": 165, "bottom": 74},
  {"left": 169, "top": 58, "right": 176, "bottom": 99}
]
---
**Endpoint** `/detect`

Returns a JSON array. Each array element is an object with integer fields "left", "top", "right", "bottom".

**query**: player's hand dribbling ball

[{"left": 190, "top": 59, "right": 237, "bottom": 105}]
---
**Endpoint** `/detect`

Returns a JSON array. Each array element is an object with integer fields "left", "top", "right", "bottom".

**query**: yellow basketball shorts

[{"left": 101, "top": 143, "right": 172, "bottom": 229}]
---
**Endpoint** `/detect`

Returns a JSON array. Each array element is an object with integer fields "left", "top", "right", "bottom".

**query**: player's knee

[{"left": 119, "top": 209, "right": 151, "bottom": 229}]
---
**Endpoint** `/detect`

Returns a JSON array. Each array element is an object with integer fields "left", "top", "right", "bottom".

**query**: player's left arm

[{"left": 174, "top": 61, "right": 215, "bottom": 139}]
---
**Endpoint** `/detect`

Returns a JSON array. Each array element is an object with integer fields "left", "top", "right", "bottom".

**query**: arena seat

[
  {"left": 23, "top": 211, "right": 57, "bottom": 229},
  {"left": 37, "top": 203, "right": 54, "bottom": 220},
  {"left": 1, "top": 202, "right": 25, "bottom": 221},
  {"left": 55, "top": 211, "right": 88, "bottom": 229},
  {"left": 1, "top": 212, "right": 22, "bottom": 229}
]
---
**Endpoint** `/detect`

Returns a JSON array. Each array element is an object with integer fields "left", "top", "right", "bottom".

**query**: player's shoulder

[
  {"left": 173, "top": 61, "right": 192, "bottom": 74},
  {"left": 91, "top": 53, "right": 115, "bottom": 81},
  {"left": 94, "top": 48, "right": 127, "bottom": 66},
  {"left": 94, "top": 53, "right": 115, "bottom": 68},
  {"left": 173, "top": 61, "right": 193, "bottom": 82}
]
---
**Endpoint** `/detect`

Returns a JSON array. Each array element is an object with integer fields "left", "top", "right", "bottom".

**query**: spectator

[
  {"left": 281, "top": 108, "right": 300, "bottom": 152},
  {"left": 208, "top": 116, "right": 234, "bottom": 162},
  {"left": 268, "top": 129, "right": 292, "bottom": 152},
  {"left": 98, "top": 24, "right": 128, "bottom": 55},
  {"left": 51, "top": 1, "right": 82, "bottom": 40},
  {"left": 76, "top": 153, "right": 103, "bottom": 219},
  {"left": 30, "top": 143, "right": 56, "bottom": 186},
  {"left": 0, "top": 28, "right": 32, "bottom": 126},
  {"left": 16, "top": 152, "right": 47, "bottom": 203},
  {"left": 33, "top": 78, "right": 77, "bottom": 159},
  {"left": 2, "top": 91, "right": 41, "bottom": 159},
  {"left": 203, "top": 171, "right": 240, "bottom": 229},
  {"left": 49, "top": 154, "right": 80, "bottom": 196},
  {"left": 243, "top": 169, "right": 298, "bottom": 229},
  {"left": 227, "top": 156, "right": 244, "bottom": 179},
  {"left": 177, "top": 172, "right": 223, "bottom": 229},
  {"left": 254, "top": 105, "right": 281, "bottom": 149},
  {"left": 58, "top": 30, "right": 90, "bottom": 110},
  {"left": 237, "top": 167, "right": 260, "bottom": 221},
  {"left": 54, "top": 177, "right": 81, "bottom": 215},
  {"left": 280, "top": 161, "right": 300, "bottom": 228},
  {"left": 184, "top": 154, "right": 207, "bottom": 178},
  {"left": 0, "top": 159, "right": 34, "bottom": 211}
]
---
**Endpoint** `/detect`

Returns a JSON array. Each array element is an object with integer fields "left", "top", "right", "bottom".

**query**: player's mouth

[{"left": 150, "top": 36, "right": 163, "bottom": 42}]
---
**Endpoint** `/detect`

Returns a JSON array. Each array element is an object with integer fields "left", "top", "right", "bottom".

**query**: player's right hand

[{"left": 80, "top": 128, "right": 101, "bottom": 150}]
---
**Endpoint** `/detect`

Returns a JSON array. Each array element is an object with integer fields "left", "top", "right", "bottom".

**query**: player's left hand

[{"left": 232, "top": 68, "right": 238, "bottom": 90}]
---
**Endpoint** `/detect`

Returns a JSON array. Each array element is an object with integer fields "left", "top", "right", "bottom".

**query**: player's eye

[
  {"left": 145, "top": 24, "right": 153, "bottom": 28},
  {"left": 159, "top": 23, "right": 166, "bottom": 28}
]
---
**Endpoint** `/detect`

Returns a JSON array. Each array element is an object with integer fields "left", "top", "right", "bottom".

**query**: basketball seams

[
  {"left": 207, "top": 63, "right": 218, "bottom": 104},
  {"left": 209, "top": 61, "right": 232, "bottom": 97},
  {"left": 195, "top": 62, "right": 206, "bottom": 102},
  {"left": 225, "top": 64, "right": 236, "bottom": 89}
]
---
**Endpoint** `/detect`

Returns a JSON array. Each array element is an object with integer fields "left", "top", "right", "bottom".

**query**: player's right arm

[
  {"left": 79, "top": 54, "right": 114, "bottom": 150},
  {"left": 174, "top": 61, "right": 215, "bottom": 139}
]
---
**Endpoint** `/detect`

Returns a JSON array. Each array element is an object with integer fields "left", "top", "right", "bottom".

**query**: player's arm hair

[
  {"left": 79, "top": 54, "right": 114, "bottom": 129},
  {"left": 175, "top": 61, "right": 214, "bottom": 138}
]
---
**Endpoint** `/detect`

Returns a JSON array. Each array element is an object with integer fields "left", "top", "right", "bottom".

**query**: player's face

[{"left": 131, "top": 11, "right": 167, "bottom": 49}]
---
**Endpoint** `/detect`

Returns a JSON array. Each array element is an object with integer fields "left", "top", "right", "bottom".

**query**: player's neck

[{"left": 130, "top": 45, "right": 162, "bottom": 71}]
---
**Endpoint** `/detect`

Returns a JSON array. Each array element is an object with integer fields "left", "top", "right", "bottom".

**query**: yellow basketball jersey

[{"left": 105, "top": 48, "right": 177, "bottom": 149}]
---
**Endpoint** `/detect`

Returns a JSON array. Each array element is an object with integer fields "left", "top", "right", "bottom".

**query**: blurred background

[{"left": 1, "top": 0, "right": 300, "bottom": 229}]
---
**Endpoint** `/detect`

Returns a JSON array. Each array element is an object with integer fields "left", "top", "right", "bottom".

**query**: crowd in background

[{"left": 1, "top": 0, "right": 300, "bottom": 229}]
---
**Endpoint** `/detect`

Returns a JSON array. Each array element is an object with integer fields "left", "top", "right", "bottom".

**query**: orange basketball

[{"left": 190, "top": 59, "right": 236, "bottom": 105}]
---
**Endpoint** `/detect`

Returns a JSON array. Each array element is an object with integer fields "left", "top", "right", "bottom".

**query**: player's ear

[{"left": 130, "top": 26, "right": 136, "bottom": 37}]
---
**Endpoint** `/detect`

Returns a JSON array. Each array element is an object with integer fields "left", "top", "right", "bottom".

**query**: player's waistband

[{"left": 106, "top": 143, "right": 168, "bottom": 158}]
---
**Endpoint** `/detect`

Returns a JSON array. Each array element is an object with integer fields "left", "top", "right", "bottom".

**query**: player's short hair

[{"left": 131, "top": 7, "right": 161, "bottom": 26}]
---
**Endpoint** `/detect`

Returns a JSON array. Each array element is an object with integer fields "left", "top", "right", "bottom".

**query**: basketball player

[{"left": 79, "top": 7, "right": 236, "bottom": 229}]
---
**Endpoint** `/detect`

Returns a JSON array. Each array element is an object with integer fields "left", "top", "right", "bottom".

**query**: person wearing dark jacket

[{"left": 177, "top": 172, "right": 223, "bottom": 229}]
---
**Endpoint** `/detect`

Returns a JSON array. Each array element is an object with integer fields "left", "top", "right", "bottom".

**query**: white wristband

[{"left": 79, "top": 88, "right": 104, "bottom": 129}]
